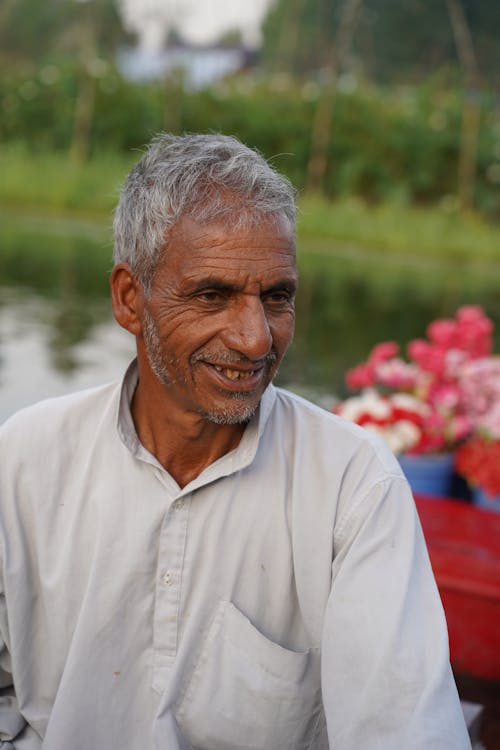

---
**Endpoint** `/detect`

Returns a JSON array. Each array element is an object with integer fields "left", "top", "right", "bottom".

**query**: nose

[{"left": 223, "top": 295, "right": 273, "bottom": 361}]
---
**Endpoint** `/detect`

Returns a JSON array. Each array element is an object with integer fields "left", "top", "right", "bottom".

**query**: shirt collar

[{"left": 116, "top": 359, "right": 277, "bottom": 493}]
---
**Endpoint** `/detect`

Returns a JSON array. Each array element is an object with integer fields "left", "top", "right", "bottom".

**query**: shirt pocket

[{"left": 174, "top": 600, "right": 322, "bottom": 750}]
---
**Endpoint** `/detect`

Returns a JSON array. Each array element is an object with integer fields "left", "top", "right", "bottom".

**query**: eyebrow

[
  {"left": 188, "top": 277, "right": 298, "bottom": 295},
  {"left": 262, "top": 280, "right": 298, "bottom": 296},
  {"left": 187, "top": 278, "right": 239, "bottom": 294}
]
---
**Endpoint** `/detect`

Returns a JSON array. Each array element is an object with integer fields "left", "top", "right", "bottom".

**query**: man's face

[{"left": 138, "top": 214, "right": 297, "bottom": 425}]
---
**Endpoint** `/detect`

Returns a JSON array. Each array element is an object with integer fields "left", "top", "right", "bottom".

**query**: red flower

[{"left": 455, "top": 436, "right": 500, "bottom": 497}]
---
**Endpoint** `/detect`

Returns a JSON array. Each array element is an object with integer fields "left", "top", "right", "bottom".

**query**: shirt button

[
  {"left": 162, "top": 571, "right": 173, "bottom": 585},
  {"left": 173, "top": 500, "right": 183, "bottom": 511}
]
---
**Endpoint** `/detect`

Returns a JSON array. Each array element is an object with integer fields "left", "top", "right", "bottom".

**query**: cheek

[
  {"left": 271, "top": 312, "right": 295, "bottom": 348},
  {"left": 163, "top": 316, "right": 223, "bottom": 356}
]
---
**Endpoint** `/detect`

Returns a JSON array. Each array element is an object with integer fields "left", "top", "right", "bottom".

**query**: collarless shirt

[{"left": 0, "top": 361, "right": 471, "bottom": 749}]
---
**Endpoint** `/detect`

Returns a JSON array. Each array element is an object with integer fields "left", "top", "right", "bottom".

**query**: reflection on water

[
  {"left": 0, "top": 213, "right": 134, "bottom": 422},
  {"left": 0, "top": 290, "right": 134, "bottom": 423},
  {"left": 1, "top": 212, "right": 500, "bottom": 422}
]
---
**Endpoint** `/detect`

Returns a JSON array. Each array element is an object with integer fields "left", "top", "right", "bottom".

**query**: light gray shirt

[{"left": 0, "top": 362, "right": 470, "bottom": 749}]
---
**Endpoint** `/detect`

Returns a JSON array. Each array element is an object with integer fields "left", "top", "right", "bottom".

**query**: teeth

[
  {"left": 226, "top": 369, "right": 243, "bottom": 380},
  {"left": 213, "top": 365, "right": 254, "bottom": 380}
]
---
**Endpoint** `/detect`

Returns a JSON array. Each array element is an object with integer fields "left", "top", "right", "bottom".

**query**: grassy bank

[
  {"left": 297, "top": 196, "right": 500, "bottom": 265},
  {"left": 0, "top": 144, "right": 135, "bottom": 217},
  {"left": 2, "top": 144, "right": 500, "bottom": 263}
]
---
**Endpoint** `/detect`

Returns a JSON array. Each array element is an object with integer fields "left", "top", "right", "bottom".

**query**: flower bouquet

[
  {"left": 334, "top": 305, "right": 496, "bottom": 497},
  {"left": 335, "top": 305, "right": 493, "bottom": 456}
]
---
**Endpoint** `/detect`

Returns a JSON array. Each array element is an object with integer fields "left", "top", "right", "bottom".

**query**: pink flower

[
  {"left": 444, "top": 349, "right": 469, "bottom": 378},
  {"left": 407, "top": 338, "right": 429, "bottom": 365},
  {"left": 429, "top": 383, "right": 461, "bottom": 412},
  {"left": 449, "top": 415, "right": 472, "bottom": 442},
  {"left": 374, "top": 359, "right": 420, "bottom": 390},
  {"left": 459, "top": 357, "right": 500, "bottom": 438},
  {"left": 427, "top": 319, "right": 457, "bottom": 347},
  {"left": 407, "top": 340, "right": 446, "bottom": 376},
  {"left": 457, "top": 305, "right": 491, "bottom": 325},
  {"left": 346, "top": 363, "right": 375, "bottom": 390},
  {"left": 368, "top": 341, "right": 399, "bottom": 365},
  {"left": 456, "top": 305, "right": 493, "bottom": 357}
]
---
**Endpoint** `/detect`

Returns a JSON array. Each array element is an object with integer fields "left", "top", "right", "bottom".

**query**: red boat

[{"left": 415, "top": 495, "right": 500, "bottom": 681}]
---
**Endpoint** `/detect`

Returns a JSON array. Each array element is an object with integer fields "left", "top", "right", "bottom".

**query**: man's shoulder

[
  {"left": 273, "top": 386, "right": 334, "bottom": 415},
  {"left": 0, "top": 380, "right": 121, "bottom": 446},
  {"left": 269, "top": 386, "right": 402, "bottom": 476},
  {"left": 271, "top": 386, "right": 367, "bottom": 437}
]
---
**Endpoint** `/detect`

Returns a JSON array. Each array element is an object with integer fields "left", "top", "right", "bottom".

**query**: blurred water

[
  {"left": 1, "top": 212, "right": 500, "bottom": 422},
  {"left": 0, "top": 289, "right": 135, "bottom": 423}
]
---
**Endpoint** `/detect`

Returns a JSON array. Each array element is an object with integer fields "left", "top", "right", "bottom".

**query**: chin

[{"left": 200, "top": 393, "right": 262, "bottom": 426}]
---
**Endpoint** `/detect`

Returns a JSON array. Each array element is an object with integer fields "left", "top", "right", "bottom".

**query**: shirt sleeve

[{"left": 321, "top": 475, "right": 472, "bottom": 750}]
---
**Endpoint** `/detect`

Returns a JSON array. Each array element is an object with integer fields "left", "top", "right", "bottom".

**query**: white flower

[
  {"left": 337, "top": 389, "right": 390, "bottom": 422},
  {"left": 390, "top": 392, "right": 429, "bottom": 415},
  {"left": 365, "top": 420, "right": 421, "bottom": 454}
]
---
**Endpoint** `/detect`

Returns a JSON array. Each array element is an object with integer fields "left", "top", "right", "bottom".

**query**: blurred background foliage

[
  {"left": 262, "top": 0, "right": 499, "bottom": 86},
  {"left": 0, "top": 0, "right": 499, "bottom": 219}
]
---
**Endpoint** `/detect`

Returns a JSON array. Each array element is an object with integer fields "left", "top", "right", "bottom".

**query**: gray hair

[{"left": 113, "top": 132, "right": 297, "bottom": 289}]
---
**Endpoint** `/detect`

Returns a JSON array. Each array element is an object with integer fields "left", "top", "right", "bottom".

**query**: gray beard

[
  {"left": 141, "top": 309, "right": 269, "bottom": 425},
  {"left": 196, "top": 392, "right": 261, "bottom": 425}
]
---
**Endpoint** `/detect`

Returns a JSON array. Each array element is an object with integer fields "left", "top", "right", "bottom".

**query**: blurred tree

[
  {"left": 445, "top": 0, "right": 481, "bottom": 212},
  {"left": 1, "top": 0, "right": 130, "bottom": 162},
  {"left": 355, "top": 0, "right": 453, "bottom": 81},
  {"left": 307, "top": 0, "right": 363, "bottom": 191},
  {"left": 262, "top": 0, "right": 339, "bottom": 75},
  {"left": 358, "top": 0, "right": 499, "bottom": 88},
  {"left": 261, "top": 0, "right": 500, "bottom": 88},
  {"left": 0, "top": 0, "right": 60, "bottom": 64},
  {"left": 0, "top": 0, "right": 128, "bottom": 67}
]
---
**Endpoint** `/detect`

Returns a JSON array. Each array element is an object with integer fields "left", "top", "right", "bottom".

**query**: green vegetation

[
  {"left": 0, "top": 142, "right": 134, "bottom": 217},
  {"left": 2, "top": 145, "right": 499, "bottom": 269},
  {"left": 1, "top": 0, "right": 499, "bottom": 217},
  {"left": 297, "top": 196, "right": 500, "bottom": 265},
  {"left": 1, "top": 65, "right": 499, "bottom": 217},
  {"left": 262, "top": 0, "right": 500, "bottom": 88}
]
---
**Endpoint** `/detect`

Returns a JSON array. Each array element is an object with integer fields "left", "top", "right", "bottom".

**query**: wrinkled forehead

[
  {"left": 154, "top": 212, "right": 297, "bottom": 285},
  {"left": 171, "top": 212, "right": 295, "bottom": 251}
]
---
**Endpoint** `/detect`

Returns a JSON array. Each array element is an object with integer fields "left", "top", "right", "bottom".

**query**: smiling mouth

[{"left": 213, "top": 366, "right": 257, "bottom": 381}]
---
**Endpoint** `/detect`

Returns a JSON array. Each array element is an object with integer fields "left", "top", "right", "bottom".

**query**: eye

[
  {"left": 263, "top": 289, "right": 294, "bottom": 305},
  {"left": 200, "top": 291, "right": 221, "bottom": 301},
  {"left": 196, "top": 289, "right": 227, "bottom": 304}
]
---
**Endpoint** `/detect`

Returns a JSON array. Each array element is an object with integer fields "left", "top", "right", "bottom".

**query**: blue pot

[
  {"left": 398, "top": 452, "right": 455, "bottom": 498},
  {"left": 472, "top": 487, "right": 500, "bottom": 514}
]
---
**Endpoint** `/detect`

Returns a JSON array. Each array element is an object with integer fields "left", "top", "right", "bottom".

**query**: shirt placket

[{"left": 152, "top": 492, "right": 191, "bottom": 692}]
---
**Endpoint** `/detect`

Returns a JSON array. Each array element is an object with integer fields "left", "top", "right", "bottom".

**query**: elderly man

[{"left": 0, "top": 134, "right": 470, "bottom": 749}]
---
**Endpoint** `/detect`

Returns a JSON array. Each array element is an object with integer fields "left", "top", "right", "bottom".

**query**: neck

[{"left": 131, "top": 378, "right": 247, "bottom": 489}]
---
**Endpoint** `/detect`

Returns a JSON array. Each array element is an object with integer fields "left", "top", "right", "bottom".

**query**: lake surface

[{"left": 1, "top": 211, "right": 500, "bottom": 423}]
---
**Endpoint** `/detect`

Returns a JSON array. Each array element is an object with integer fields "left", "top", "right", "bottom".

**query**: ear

[{"left": 110, "top": 263, "right": 143, "bottom": 336}]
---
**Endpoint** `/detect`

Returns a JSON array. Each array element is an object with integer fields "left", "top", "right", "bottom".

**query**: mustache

[{"left": 191, "top": 350, "right": 278, "bottom": 367}]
